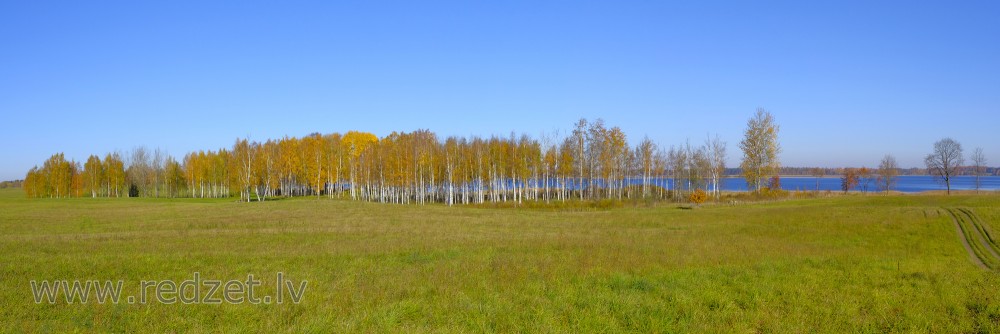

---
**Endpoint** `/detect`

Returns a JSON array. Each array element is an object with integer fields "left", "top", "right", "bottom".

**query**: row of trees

[
  {"left": 0, "top": 180, "right": 22, "bottom": 189},
  {"left": 23, "top": 113, "right": 992, "bottom": 202},
  {"left": 839, "top": 155, "right": 900, "bottom": 194},
  {"left": 834, "top": 138, "right": 990, "bottom": 195},
  {"left": 24, "top": 153, "right": 127, "bottom": 199},
  {"left": 23, "top": 118, "right": 739, "bottom": 203}
]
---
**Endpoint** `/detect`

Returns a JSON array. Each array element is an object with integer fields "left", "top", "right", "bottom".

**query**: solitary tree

[
  {"left": 971, "top": 147, "right": 987, "bottom": 193},
  {"left": 925, "top": 138, "right": 964, "bottom": 195},
  {"left": 739, "top": 108, "right": 781, "bottom": 193},
  {"left": 877, "top": 154, "right": 899, "bottom": 194}
]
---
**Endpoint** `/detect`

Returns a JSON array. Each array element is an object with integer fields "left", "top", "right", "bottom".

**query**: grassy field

[{"left": 1, "top": 188, "right": 999, "bottom": 332}]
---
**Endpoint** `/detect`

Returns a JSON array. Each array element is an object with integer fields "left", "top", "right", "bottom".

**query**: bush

[
  {"left": 760, "top": 187, "right": 788, "bottom": 198},
  {"left": 689, "top": 189, "right": 708, "bottom": 205}
]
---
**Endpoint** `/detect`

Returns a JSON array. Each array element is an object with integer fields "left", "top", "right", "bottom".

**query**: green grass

[
  {"left": 946, "top": 207, "right": 1000, "bottom": 270},
  {"left": 961, "top": 208, "right": 1000, "bottom": 254},
  {"left": 1, "top": 188, "right": 999, "bottom": 332}
]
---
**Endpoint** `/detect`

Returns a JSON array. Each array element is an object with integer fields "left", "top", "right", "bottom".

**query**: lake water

[
  {"left": 528, "top": 175, "right": 1000, "bottom": 193},
  {"left": 680, "top": 176, "right": 1000, "bottom": 193}
]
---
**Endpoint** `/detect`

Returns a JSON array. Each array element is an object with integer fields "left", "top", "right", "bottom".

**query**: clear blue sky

[{"left": 2, "top": 1, "right": 998, "bottom": 181}]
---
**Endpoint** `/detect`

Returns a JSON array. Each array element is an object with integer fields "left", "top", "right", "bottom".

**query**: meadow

[{"left": 1, "top": 188, "right": 999, "bottom": 332}]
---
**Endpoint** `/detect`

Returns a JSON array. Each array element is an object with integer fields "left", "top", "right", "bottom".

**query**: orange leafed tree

[{"left": 25, "top": 118, "right": 694, "bottom": 204}]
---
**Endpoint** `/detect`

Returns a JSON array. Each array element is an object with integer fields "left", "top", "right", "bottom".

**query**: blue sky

[{"left": 1, "top": 1, "right": 998, "bottom": 180}]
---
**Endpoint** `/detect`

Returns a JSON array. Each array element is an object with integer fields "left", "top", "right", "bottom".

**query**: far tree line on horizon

[{"left": 20, "top": 110, "right": 992, "bottom": 202}]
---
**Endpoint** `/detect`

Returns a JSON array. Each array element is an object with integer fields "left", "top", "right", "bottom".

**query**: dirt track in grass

[{"left": 945, "top": 207, "right": 1000, "bottom": 271}]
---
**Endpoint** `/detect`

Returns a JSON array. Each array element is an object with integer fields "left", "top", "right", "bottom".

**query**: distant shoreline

[{"left": 721, "top": 175, "right": 936, "bottom": 178}]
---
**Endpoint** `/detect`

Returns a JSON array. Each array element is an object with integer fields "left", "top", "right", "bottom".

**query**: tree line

[
  {"left": 21, "top": 111, "right": 993, "bottom": 201},
  {"left": 836, "top": 155, "right": 899, "bottom": 194},
  {"left": 23, "top": 117, "right": 739, "bottom": 204},
  {"left": 0, "top": 180, "right": 23, "bottom": 189}
]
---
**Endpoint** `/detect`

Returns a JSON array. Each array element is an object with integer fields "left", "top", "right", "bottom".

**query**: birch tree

[
  {"left": 83, "top": 155, "right": 103, "bottom": 198},
  {"left": 636, "top": 136, "right": 657, "bottom": 198},
  {"left": 877, "top": 154, "right": 898, "bottom": 194},
  {"left": 739, "top": 108, "right": 780, "bottom": 194},
  {"left": 971, "top": 147, "right": 986, "bottom": 193},
  {"left": 706, "top": 135, "right": 726, "bottom": 198},
  {"left": 571, "top": 119, "right": 588, "bottom": 200},
  {"left": 810, "top": 167, "right": 824, "bottom": 191}
]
